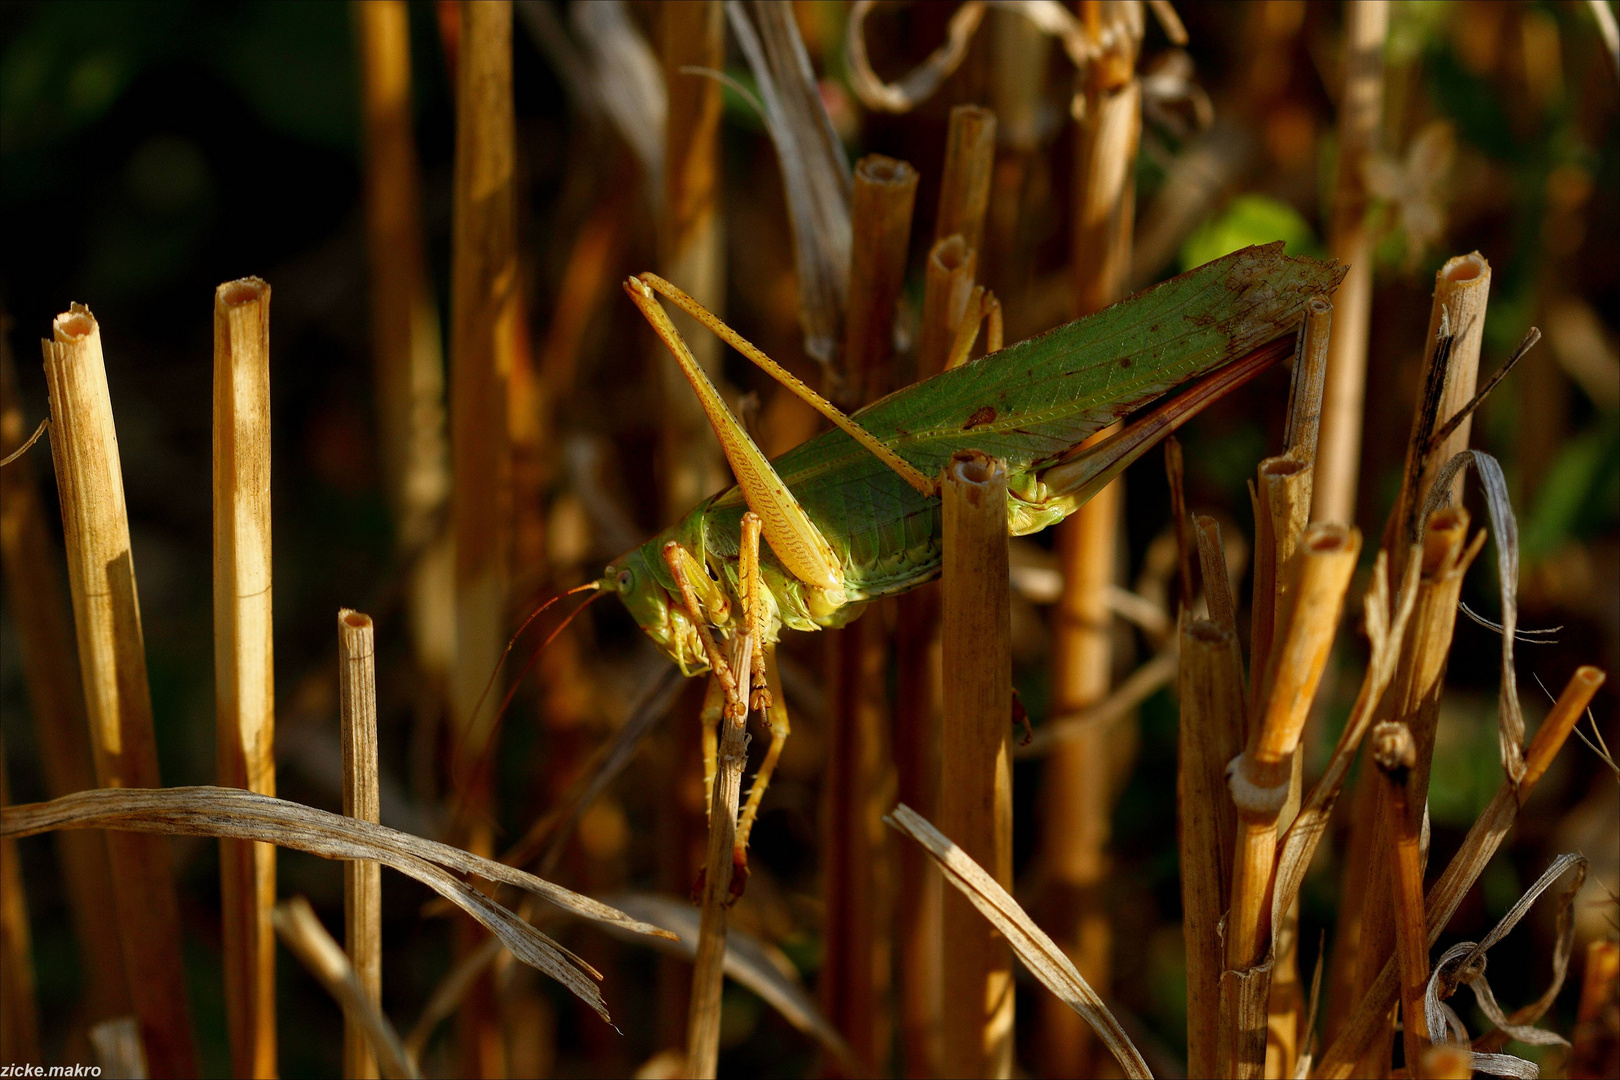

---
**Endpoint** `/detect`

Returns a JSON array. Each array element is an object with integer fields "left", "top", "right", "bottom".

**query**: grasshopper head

[{"left": 602, "top": 542, "right": 710, "bottom": 677}]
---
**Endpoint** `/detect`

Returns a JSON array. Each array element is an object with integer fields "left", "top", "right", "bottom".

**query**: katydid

[{"left": 596, "top": 241, "right": 1343, "bottom": 875}]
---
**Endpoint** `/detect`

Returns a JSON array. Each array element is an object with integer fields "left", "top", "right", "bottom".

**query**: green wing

[{"left": 708, "top": 244, "right": 1345, "bottom": 591}]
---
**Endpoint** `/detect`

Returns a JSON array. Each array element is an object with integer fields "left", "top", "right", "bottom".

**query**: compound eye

[{"left": 616, "top": 568, "right": 634, "bottom": 591}]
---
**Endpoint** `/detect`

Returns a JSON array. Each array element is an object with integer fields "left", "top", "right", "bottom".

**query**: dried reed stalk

[
  {"left": 1041, "top": 37, "right": 1140, "bottom": 1072},
  {"left": 1222, "top": 524, "right": 1360, "bottom": 1077},
  {"left": 935, "top": 105, "right": 997, "bottom": 257},
  {"left": 340, "top": 610, "right": 383, "bottom": 1080},
  {"left": 0, "top": 751, "right": 40, "bottom": 1063},
  {"left": 1368, "top": 721, "right": 1429, "bottom": 1077},
  {"left": 1177, "top": 614, "right": 1245, "bottom": 1077},
  {"left": 0, "top": 344, "right": 126, "bottom": 1020},
  {"left": 1316, "top": 665, "right": 1607, "bottom": 1077},
  {"left": 1346, "top": 508, "right": 1481, "bottom": 1076},
  {"left": 356, "top": 0, "right": 453, "bottom": 689},
  {"left": 41, "top": 304, "right": 197, "bottom": 1078},
  {"left": 895, "top": 228, "right": 977, "bottom": 1078},
  {"left": 686, "top": 677, "right": 747, "bottom": 1080},
  {"left": 1195, "top": 514, "right": 1241, "bottom": 639},
  {"left": 1312, "top": 0, "right": 1388, "bottom": 526},
  {"left": 917, "top": 234, "right": 978, "bottom": 380},
  {"left": 843, "top": 154, "right": 918, "bottom": 402},
  {"left": 1250, "top": 453, "right": 1315, "bottom": 1079},
  {"left": 1248, "top": 455, "right": 1311, "bottom": 710},
  {"left": 448, "top": 7, "right": 517, "bottom": 1070},
  {"left": 985, "top": 6, "right": 1049, "bottom": 306},
  {"left": 1286, "top": 297, "right": 1334, "bottom": 471},
  {"left": 939, "top": 451, "right": 1014, "bottom": 1079},
  {"left": 273, "top": 897, "right": 418, "bottom": 1080},
  {"left": 1386, "top": 253, "right": 1491, "bottom": 557},
  {"left": 213, "top": 277, "right": 278, "bottom": 1080},
  {"left": 820, "top": 152, "right": 916, "bottom": 1077},
  {"left": 658, "top": 0, "right": 727, "bottom": 519}
]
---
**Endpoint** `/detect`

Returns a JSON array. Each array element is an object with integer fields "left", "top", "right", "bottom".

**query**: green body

[{"left": 606, "top": 244, "right": 1345, "bottom": 671}]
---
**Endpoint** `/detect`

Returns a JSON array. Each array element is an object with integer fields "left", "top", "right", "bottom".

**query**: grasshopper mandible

[{"left": 595, "top": 242, "right": 1344, "bottom": 878}]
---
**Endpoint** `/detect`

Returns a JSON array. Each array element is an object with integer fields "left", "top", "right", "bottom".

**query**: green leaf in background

[
  {"left": 1522, "top": 416, "right": 1620, "bottom": 561},
  {"left": 1177, "top": 193, "right": 1318, "bottom": 272}
]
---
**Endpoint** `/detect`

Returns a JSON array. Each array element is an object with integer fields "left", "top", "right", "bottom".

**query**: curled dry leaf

[
  {"left": 884, "top": 803, "right": 1153, "bottom": 1079},
  {"left": 845, "top": 0, "right": 1150, "bottom": 118},
  {"left": 0, "top": 787, "right": 675, "bottom": 1021},
  {"left": 1419, "top": 450, "right": 1525, "bottom": 782},
  {"left": 1423, "top": 854, "right": 1589, "bottom": 1078}
]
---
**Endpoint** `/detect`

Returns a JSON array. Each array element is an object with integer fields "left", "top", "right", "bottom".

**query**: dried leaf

[
  {"left": 1, "top": 787, "right": 676, "bottom": 1021},
  {"left": 884, "top": 804, "right": 1153, "bottom": 1079},
  {"left": 1423, "top": 854, "right": 1589, "bottom": 1078},
  {"left": 517, "top": 0, "right": 665, "bottom": 195},
  {"left": 845, "top": 1, "right": 1146, "bottom": 117},
  {"left": 726, "top": 1, "right": 852, "bottom": 365},
  {"left": 1419, "top": 450, "right": 1525, "bottom": 782},
  {"left": 595, "top": 891, "right": 862, "bottom": 1076}
]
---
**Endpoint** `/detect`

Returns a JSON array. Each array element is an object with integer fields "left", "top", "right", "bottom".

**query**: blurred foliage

[{"left": 1177, "top": 192, "right": 1319, "bottom": 270}]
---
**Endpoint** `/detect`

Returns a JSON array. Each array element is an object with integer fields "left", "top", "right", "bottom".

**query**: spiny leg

[
  {"left": 627, "top": 278, "right": 849, "bottom": 599},
  {"left": 635, "top": 271, "right": 938, "bottom": 499},
  {"left": 736, "top": 512, "right": 771, "bottom": 713},
  {"left": 733, "top": 645, "right": 789, "bottom": 895},
  {"left": 661, "top": 540, "right": 742, "bottom": 716}
]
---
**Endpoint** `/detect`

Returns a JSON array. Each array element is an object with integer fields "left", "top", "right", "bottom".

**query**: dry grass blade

[
  {"left": 0, "top": 786, "right": 677, "bottom": 1021},
  {"left": 727, "top": 0, "right": 851, "bottom": 365},
  {"left": 596, "top": 891, "right": 861, "bottom": 1076},
  {"left": 1418, "top": 450, "right": 1525, "bottom": 781},
  {"left": 0, "top": 415, "right": 46, "bottom": 468},
  {"left": 273, "top": 896, "right": 418, "bottom": 1080},
  {"left": 885, "top": 804, "right": 1152, "bottom": 1079}
]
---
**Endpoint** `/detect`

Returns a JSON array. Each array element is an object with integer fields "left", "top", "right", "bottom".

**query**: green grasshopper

[{"left": 596, "top": 242, "right": 1343, "bottom": 872}]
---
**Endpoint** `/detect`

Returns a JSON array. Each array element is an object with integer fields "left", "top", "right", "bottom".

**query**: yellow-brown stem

[
  {"left": 42, "top": 305, "right": 198, "bottom": 1078},
  {"left": 1370, "top": 722, "right": 1429, "bottom": 1077},
  {"left": 939, "top": 451, "right": 1014, "bottom": 1079},
  {"left": 449, "top": 3, "right": 515, "bottom": 1073},
  {"left": 0, "top": 338, "right": 127, "bottom": 1021},
  {"left": 213, "top": 277, "right": 278, "bottom": 1080},
  {"left": 659, "top": 0, "right": 728, "bottom": 518},
  {"left": 935, "top": 105, "right": 997, "bottom": 255},
  {"left": 340, "top": 611, "right": 383, "bottom": 1080},
  {"left": 1313, "top": 0, "right": 1388, "bottom": 526},
  {"left": 1177, "top": 616, "right": 1246, "bottom": 1076}
]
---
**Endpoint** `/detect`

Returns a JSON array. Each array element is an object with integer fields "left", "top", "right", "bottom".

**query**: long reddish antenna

[{"left": 463, "top": 580, "right": 601, "bottom": 744}]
